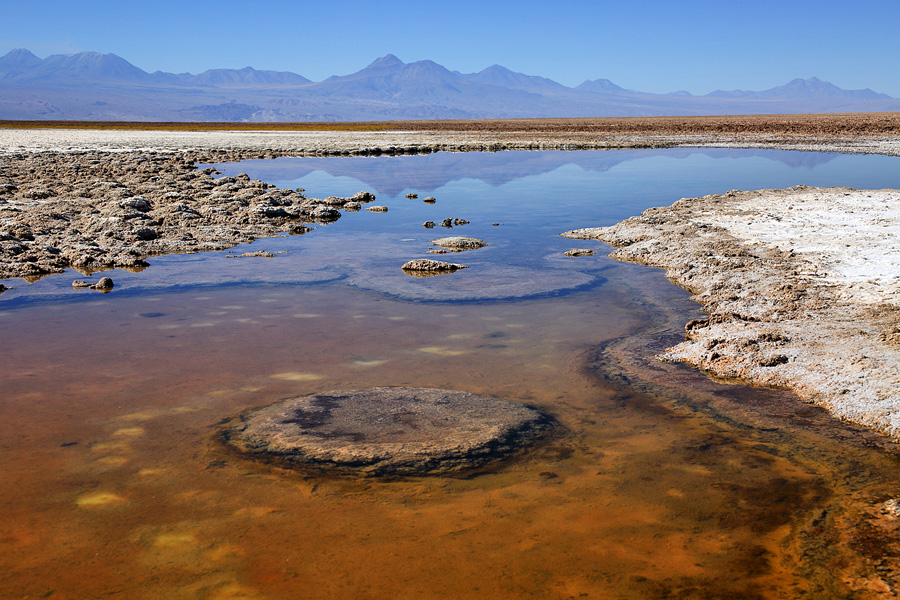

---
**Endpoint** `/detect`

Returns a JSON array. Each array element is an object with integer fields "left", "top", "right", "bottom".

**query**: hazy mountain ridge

[{"left": 1, "top": 48, "right": 897, "bottom": 121}]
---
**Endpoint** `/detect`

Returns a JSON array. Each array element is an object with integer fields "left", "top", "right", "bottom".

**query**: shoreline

[{"left": 565, "top": 185, "right": 900, "bottom": 438}]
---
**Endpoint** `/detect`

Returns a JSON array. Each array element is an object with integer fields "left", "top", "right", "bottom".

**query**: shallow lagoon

[{"left": 3, "top": 148, "right": 900, "bottom": 598}]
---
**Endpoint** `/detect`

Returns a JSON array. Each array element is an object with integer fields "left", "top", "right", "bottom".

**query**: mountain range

[{"left": 1, "top": 48, "right": 897, "bottom": 122}]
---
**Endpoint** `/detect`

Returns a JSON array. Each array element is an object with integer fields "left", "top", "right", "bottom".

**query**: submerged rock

[{"left": 221, "top": 387, "right": 555, "bottom": 476}]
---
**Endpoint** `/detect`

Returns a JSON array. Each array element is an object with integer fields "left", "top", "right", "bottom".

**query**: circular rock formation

[{"left": 222, "top": 387, "right": 555, "bottom": 477}]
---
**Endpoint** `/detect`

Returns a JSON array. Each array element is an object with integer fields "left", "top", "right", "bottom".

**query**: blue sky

[{"left": 3, "top": 0, "right": 899, "bottom": 96}]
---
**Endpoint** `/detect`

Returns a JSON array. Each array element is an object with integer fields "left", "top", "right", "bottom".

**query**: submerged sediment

[{"left": 565, "top": 186, "right": 900, "bottom": 438}]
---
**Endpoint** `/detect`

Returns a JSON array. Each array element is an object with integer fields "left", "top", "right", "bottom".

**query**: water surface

[{"left": 3, "top": 148, "right": 900, "bottom": 599}]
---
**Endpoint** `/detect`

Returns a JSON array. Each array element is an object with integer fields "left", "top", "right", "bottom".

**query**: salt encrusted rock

[
  {"left": 563, "top": 248, "right": 595, "bottom": 257},
  {"left": 220, "top": 387, "right": 555, "bottom": 477},
  {"left": 406, "top": 193, "right": 418, "bottom": 199},
  {"left": 90, "top": 277, "right": 114, "bottom": 291},
  {"left": 0, "top": 150, "right": 378, "bottom": 280},
  {"left": 366, "top": 205, "right": 388, "bottom": 212},
  {"left": 72, "top": 280, "right": 91, "bottom": 288},
  {"left": 431, "top": 236, "right": 488, "bottom": 251},
  {"left": 401, "top": 258, "right": 467, "bottom": 272},
  {"left": 226, "top": 251, "right": 276, "bottom": 258},
  {"left": 351, "top": 191, "right": 376, "bottom": 203},
  {"left": 423, "top": 197, "right": 436, "bottom": 204}
]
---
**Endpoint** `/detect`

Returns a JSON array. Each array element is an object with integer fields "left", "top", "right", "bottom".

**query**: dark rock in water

[
  {"left": 453, "top": 218, "right": 469, "bottom": 226},
  {"left": 563, "top": 248, "right": 595, "bottom": 257},
  {"left": 423, "top": 221, "right": 435, "bottom": 229},
  {"left": 440, "top": 218, "right": 453, "bottom": 228},
  {"left": 366, "top": 205, "right": 388, "bottom": 213},
  {"left": 226, "top": 250, "right": 276, "bottom": 258},
  {"left": 406, "top": 193, "right": 418, "bottom": 199},
  {"left": 221, "top": 387, "right": 555, "bottom": 476},
  {"left": 0, "top": 284, "right": 7, "bottom": 293},
  {"left": 352, "top": 191, "right": 376, "bottom": 203},
  {"left": 90, "top": 277, "right": 114, "bottom": 291},
  {"left": 431, "top": 236, "right": 488, "bottom": 251},
  {"left": 423, "top": 197, "right": 436, "bottom": 204},
  {"left": 401, "top": 258, "right": 467, "bottom": 274}
]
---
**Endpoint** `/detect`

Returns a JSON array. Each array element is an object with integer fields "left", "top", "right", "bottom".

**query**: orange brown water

[
  {"left": 6, "top": 147, "right": 900, "bottom": 599},
  {"left": 3, "top": 258, "right": 900, "bottom": 600}
]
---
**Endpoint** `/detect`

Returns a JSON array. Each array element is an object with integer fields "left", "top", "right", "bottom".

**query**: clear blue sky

[{"left": 3, "top": 0, "right": 899, "bottom": 96}]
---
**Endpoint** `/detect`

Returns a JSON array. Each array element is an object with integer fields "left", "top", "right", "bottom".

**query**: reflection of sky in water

[
  {"left": 5, "top": 148, "right": 900, "bottom": 307},
  {"left": 214, "top": 147, "right": 900, "bottom": 203}
]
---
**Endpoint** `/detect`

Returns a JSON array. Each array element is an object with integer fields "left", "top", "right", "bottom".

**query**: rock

[
  {"left": 492, "top": 223, "right": 501, "bottom": 226},
  {"left": 406, "top": 193, "right": 418, "bottom": 199},
  {"left": 90, "top": 277, "right": 114, "bottom": 291},
  {"left": 431, "top": 236, "right": 488, "bottom": 251},
  {"left": 310, "top": 206, "right": 341, "bottom": 222},
  {"left": 351, "top": 191, "right": 376, "bottom": 203},
  {"left": 120, "top": 196, "right": 152, "bottom": 212},
  {"left": 453, "top": 218, "right": 469, "bottom": 226},
  {"left": 563, "top": 248, "right": 595, "bottom": 257},
  {"left": 401, "top": 258, "right": 467, "bottom": 273},
  {"left": 135, "top": 227, "right": 158, "bottom": 241},
  {"left": 220, "top": 387, "right": 555, "bottom": 477},
  {"left": 440, "top": 218, "right": 453, "bottom": 228},
  {"left": 72, "top": 280, "right": 91, "bottom": 288},
  {"left": 366, "top": 205, "right": 388, "bottom": 213},
  {"left": 423, "top": 197, "right": 437, "bottom": 204},
  {"left": 0, "top": 284, "right": 7, "bottom": 293},
  {"left": 226, "top": 250, "right": 276, "bottom": 258},
  {"left": 423, "top": 221, "right": 435, "bottom": 228}
]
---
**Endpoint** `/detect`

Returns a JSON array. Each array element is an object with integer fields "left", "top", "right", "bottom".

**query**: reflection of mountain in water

[{"left": 221, "top": 149, "right": 839, "bottom": 197}]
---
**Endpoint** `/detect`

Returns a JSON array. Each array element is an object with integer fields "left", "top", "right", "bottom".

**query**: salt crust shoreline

[
  {"left": 565, "top": 186, "right": 900, "bottom": 439},
  {"left": 3, "top": 128, "right": 900, "bottom": 439}
]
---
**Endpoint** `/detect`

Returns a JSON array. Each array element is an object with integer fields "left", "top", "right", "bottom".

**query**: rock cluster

[{"left": 0, "top": 150, "right": 375, "bottom": 280}]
